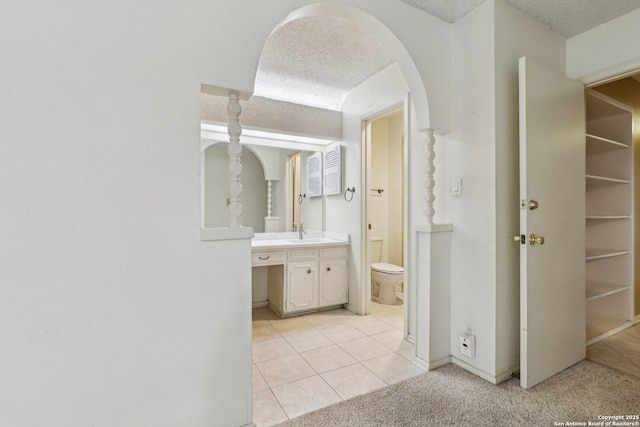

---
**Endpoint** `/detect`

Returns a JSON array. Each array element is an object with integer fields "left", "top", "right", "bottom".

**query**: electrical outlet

[{"left": 459, "top": 333, "right": 475, "bottom": 358}]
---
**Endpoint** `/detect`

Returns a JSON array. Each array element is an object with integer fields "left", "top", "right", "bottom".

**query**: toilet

[{"left": 370, "top": 237, "right": 404, "bottom": 305}]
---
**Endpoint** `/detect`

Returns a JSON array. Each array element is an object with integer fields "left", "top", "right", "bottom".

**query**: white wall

[
  {"left": 449, "top": 1, "right": 498, "bottom": 378},
  {"left": 387, "top": 113, "right": 405, "bottom": 267},
  {"left": 566, "top": 8, "right": 640, "bottom": 81},
  {"left": 0, "top": 2, "right": 258, "bottom": 425},
  {"left": 370, "top": 119, "right": 390, "bottom": 261},
  {"left": 369, "top": 113, "right": 404, "bottom": 267}
]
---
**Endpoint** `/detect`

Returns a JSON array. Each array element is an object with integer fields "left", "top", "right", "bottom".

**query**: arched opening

[{"left": 241, "top": 3, "right": 439, "bottom": 422}]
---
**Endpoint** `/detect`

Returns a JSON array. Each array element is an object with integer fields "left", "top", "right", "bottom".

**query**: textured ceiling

[
  {"left": 203, "top": 1, "right": 640, "bottom": 136},
  {"left": 402, "top": 0, "right": 640, "bottom": 38},
  {"left": 253, "top": 15, "right": 395, "bottom": 111}
]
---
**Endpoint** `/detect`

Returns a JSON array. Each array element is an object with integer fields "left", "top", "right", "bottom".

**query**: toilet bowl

[{"left": 371, "top": 262, "right": 404, "bottom": 305}]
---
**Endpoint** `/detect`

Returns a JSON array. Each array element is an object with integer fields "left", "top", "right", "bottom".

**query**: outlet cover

[{"left": 459, "top": 333, "right": 475, "bottom": 358}]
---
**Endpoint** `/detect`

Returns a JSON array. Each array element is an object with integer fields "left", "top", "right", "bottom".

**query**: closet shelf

[
  {"left": 585, "top": 248, "right": 631, "bottom": 261},
  {"left": 585, "top": 175, "right": 630, "bottom": 186},
  {"left": 586, "top": 134, "right": 630, "bottom": 153},
  {"left": 586, "top": 281, "right": 630, "bottom": 300},
  {"left": 586, "top": 215, "right": 631, "bottom": 220}
]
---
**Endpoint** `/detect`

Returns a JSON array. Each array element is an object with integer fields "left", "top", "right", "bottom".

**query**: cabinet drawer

[
  {"left": 252, "top": 250, "right": 285, "bottom": 266},
  {"left": 320, "top": 247, "right": 347, "bottom": 259},
  {"left": 288, "top": 248, "right": 319, "bottom": 261}
]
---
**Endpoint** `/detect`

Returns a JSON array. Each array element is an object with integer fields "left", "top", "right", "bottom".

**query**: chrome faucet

[{"left": 299, "top": 223, "right": 305, "bottom": 240}]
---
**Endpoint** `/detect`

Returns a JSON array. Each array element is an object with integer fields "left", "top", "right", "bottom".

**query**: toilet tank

[{"left": 370, "top": 237, "right": 383, "bottom": 264}]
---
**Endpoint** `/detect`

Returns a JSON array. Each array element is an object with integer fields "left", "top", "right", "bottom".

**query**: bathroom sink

[{"left": 286, "top": 238, "right": 334, "bottom": 244}]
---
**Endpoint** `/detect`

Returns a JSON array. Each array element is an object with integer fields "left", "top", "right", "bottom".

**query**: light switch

[{"left": 451, "top": 178, "right": 462, "bottom": 196}]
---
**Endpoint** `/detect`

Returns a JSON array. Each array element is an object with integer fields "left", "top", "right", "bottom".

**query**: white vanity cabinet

[
  {"left": 319, "top": 247, "right": 348, "bottom": 306},
  {"left": 254, "top": 241, "right": 349, "bottom": 316},
  {"left": 286, "top": 260, "right": 319, "bottom": 312}
]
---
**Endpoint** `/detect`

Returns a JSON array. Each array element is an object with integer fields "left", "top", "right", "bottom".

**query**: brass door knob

[
  {"left": 326, "top": 267, "right": 331, "bottom": 272},
  {"left": 529, "top": 234, "right": 544, "bottom": 245},
  {"left": 514, "top": 235, "right": 521, "bottom": 243}
]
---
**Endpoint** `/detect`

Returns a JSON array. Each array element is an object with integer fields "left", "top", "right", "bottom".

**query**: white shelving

[{"left": 584, "top": 88, "right": 634, "bottom": 346}]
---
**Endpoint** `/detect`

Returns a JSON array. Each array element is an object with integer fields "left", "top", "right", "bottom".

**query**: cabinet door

[
  {"left": 286, "top": 261, "right": 318, "bottom": 312},
  {"left": 319, "top": 259, "right": 348, "bottom": 306}
]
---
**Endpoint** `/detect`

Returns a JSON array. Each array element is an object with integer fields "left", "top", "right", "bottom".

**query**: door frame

[{"left": 360, "top": 95, "right": 410, "bottom": 334}]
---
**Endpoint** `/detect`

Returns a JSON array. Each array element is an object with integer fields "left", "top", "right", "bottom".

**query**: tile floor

[
  {"left": 252, "top": 300, "right": 425, "bottom": 427},
  {"left": 586, "top": 322, "right": 640, "bottom": 379}
]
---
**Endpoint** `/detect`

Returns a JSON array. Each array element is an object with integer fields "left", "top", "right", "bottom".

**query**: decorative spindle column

[
  {"left": 423, "top": 128, "right": 436, "bottom": 225},
  {"left": 266, "top": 180, "right": 273, "bottom": 217},
  {"left": 227, "top": 92, "right": 243, "bottom": 228}
]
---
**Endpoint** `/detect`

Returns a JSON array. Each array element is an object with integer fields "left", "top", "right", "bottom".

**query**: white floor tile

[
  {"left": 338, "top": 336, "right": 393, "bottom": 362},
  {"left": 320, "top": 324, "right": 367, "bottom": 344},
  {"left": 271, "top": 375, "right": 341, "bottom": 419},
  {"left": 362, "top": 353, "right": 426, "bottom": 384},
  {"left": 253, "top": 364, "right": 269, "bottom": 392},
  {"left": 321, "top": 363, "right": 388, "bottom": 399},
  {"left": 253, "top": 389, "right": 288, "bottom": 427},
  {"left": 300, "top": 344, "right": 358, "bottom": 373},
  {"left": 284, "top": 330, "right": 333, "bottom": 353},
  {"left": 252, "top": 337, "right": 296, "bottom": 363},
  {"left": 256, "top": 354, "right": 316, "bottom": 387}
]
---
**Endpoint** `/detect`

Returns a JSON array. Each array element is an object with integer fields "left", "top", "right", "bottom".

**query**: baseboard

[
  {"left": 344, "top": 303, "right": 359, "bottom": 315},
  {"left": 412, "top": 355, "right": 451, "bottom": 371},
  {"left": 252, "top": 301, "right": 268, "bottom": 308},
  {"left": 451, "top": 357, "right": 507, "bottom": 384},
  {"left": 406, "top": 334, "right": 416, "bottom": 344},
  {"left": 495, "top": 368, "right": 518, "bottom": 384}
]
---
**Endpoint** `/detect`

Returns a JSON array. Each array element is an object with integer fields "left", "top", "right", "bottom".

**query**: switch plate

[
  {"left": 451, "top": 178, "right": 462, "bottom": 196},
  {"left": 459, "top": 333, "right": 475, "bottom": 358}
]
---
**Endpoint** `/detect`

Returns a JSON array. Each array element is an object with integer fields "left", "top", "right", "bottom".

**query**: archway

[{"left": 248, "top": 2, "right": 445, "bottom": 422}]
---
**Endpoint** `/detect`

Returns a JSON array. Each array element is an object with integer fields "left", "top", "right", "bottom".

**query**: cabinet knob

[
  {"left": 307, "top": 268, "right": 312, "bottom": 274},
  {"left": 326, "top": 267, "right": 331, "bottom": 272}
]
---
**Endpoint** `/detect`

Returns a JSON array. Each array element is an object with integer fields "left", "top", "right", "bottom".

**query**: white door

[{"left": 518, "top": 56, "right": 586, "bottom": 389}]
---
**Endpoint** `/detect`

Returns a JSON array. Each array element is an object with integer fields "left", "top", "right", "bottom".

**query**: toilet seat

[{"left": 371, "top": 262, "right": 404, "bottom": 275}]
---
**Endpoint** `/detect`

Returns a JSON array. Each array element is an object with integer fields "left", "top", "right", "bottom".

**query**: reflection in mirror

[
  {"left": 200, "top": 123, "right": 333, "bottom": 233},
  {"left": 201, "top": 142, "right": 324, "bottom": 232},
  {"left": 285, "top": 152, "right": 302, "bottom": 232},
  {"left": 202, "top": 143, "right": 267, "bottom": 231}
]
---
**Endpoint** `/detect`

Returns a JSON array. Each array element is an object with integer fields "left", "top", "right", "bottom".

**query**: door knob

[
  {"left": 528, "top": 200, "right": 539, "bottom": 210},
  {"left": 529, "top": 234, "right": 544, "bottom": 245}
]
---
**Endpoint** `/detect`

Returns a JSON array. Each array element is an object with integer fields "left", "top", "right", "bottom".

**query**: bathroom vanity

[{"left": 251, "top": 234, "right": 349, "bottom": 316}]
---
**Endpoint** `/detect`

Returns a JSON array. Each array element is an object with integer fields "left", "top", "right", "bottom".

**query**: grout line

[{"left": 253, "top": 302, "right": 413, "bottom": 423}]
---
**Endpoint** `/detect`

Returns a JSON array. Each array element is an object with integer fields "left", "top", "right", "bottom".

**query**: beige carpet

[{"left": 276, "top": 360, "right": 640, "bottom": 426}]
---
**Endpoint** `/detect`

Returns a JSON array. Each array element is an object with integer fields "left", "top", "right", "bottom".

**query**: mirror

[{"left": 201, "top": 141, "right": 324, "bottom": 233}]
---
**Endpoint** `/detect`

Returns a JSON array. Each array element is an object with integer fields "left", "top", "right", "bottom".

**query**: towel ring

[{"left": 343, "top": 187, "right": 355, "bottom": 202}]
